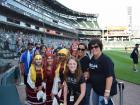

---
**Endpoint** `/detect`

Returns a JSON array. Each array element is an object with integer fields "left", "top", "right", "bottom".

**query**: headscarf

[
  {"left": 30, "top": 54, "right": 44, "bottom": 82},
  {"left": 55, "top": 48, "right": 69, "bottom": 76},
  {"left": 34, "top": 54, "right": 42, "bottom": 60},
  {"left": 46, "top": 48, "right": 54, "bottom": 57},
  {"left": 57, "top": 48, "right": 69, "bottom": 56}
]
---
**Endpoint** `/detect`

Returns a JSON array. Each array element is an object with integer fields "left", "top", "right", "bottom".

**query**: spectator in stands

[
  {"left": 88, "top": 38, "right": 117, "bottom": 105},
  {"left": 77, "top": 43, "right": 91, "bottom": 105},
  {"left": 18, "top": 46, "right": 26, "bottom": 56},
  {"left": 130, "top": 44, "right": 139, "bottom": 72},
  {"left": 40, "top": 45, "right": 47, "bottom": 56},
  {"left": 32, "top": 42, "right": 41, "bottom": 56},
  {"left": 41, "top": 38, "right": 44, "bottom": 44},
  {"left": 63, "top": 57, "right": 86, "bottom": 105},
  {"left": 4, "top": 39, "right": 9, "bottom": 50},
  {"left": 36, "top": 42, "right": 41, "bottom": 49},
  {"left": 16, "top": 36, "right": 21, "bottom": 52},
  {"left": 34, "top": 49, "right": 41, "bottom": 55}
]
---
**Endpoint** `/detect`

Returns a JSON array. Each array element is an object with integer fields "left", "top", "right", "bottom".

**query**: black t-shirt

[
  {"left": 132, "top": 47, "right": 139, "bottom": 58},
  {"left": 80, "top": 56, "right": 90, "bottom": 73},
  {"left": 66, "top": 72, "right": 85, "bottom": 104},
  {"left": 89, "top": 53, "right": 117, "bottom": 96}
]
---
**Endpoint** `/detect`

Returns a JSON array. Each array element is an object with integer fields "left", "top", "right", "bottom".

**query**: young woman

[
  {"left": 52, "top": 48, "right": 69, "bottom": 104},
  {"left": 27, "top": 54, "right": 46, "bottom": 105},
  {"left": 77, "top": 43, "right": 91, "bottom": 105},
  {"left": 63, "top": 57, "right": 86, "bottom": 105},
  {"left": 70, "top": 41, "right": 79, "bottom": 58},
  {"left": 44, "top": 53, "right": 56, "bottom": 105}
]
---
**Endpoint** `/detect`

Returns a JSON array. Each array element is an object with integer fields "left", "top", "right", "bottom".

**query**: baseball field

[{"left": 104, "top": 50, "right": 140, "bottom": 85}]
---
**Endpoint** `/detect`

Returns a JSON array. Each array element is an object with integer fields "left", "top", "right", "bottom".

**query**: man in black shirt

[
  {"left": 130, "top": 44, "right": 139, "bottom": 72},
  {"left": 88, "top": 39, "right": 117, "bottom": 105}
]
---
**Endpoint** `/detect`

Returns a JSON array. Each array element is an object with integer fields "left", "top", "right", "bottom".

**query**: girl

[
  {"left": 27, "top": 54, "right": 46, "bottom": 105},
  {"left": 44, "top": 53, "right": 56, "bottom": 105},
  {"left": 63, "top": 57, "right": 86, "bottom": 105},
  {"left": 70, "top": 41, "right": 79, "bottom": 58},
  {"left": 52, "top": 48, "right": 69, "bottom": 104}
]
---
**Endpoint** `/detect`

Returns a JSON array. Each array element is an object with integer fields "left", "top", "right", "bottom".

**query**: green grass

[{"left": 103, "top": 50, "right": 140, "bottom": 85}]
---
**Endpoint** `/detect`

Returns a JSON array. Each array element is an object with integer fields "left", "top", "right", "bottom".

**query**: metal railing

[
  {"left": 0, "top": 65, "right": 19, "bottom": 86},
  {"left": 118, "top": 81, "right": 124, "bottom": 105}
]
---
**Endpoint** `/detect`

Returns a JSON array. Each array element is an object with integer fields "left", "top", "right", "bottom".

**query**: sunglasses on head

[
  {"left": 78, "top": 48, "right": 85, "bottom": 51},
  {"left": 91, "top": 45, "right": 99, "bottom": 49}
]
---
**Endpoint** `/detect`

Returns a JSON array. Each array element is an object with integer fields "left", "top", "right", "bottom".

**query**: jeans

[
  {"left": 83, "top": 83, "right": 91, "bottom": 105},
  {"left": 92, "top": 89, "right": 114, "bottom": 105}
]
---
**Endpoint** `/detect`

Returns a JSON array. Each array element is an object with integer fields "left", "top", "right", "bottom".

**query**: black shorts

[
  {"left": 133, "top": 58, "right": 138, "bottom": 64},
  {"left": 24, "top": 74, "right": 28, "bottom": 86}
]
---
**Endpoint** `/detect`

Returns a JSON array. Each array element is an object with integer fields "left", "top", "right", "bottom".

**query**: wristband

[
  {"left": 105, "top": 89, "right": 110, "bottom": 93},
  {"left": 104, "top": 92, "right": 110, "bottom": 97}
]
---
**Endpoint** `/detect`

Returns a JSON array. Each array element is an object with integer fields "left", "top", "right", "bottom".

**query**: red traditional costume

[
  {"left": 52, "top": 48, "right": 69, "bottom": 104},
  {"left": 27, "top": 55, "right": 46, "bottom": 105},
  {"left": 43, "top": 52, "right": 56, "bottom": 105}
]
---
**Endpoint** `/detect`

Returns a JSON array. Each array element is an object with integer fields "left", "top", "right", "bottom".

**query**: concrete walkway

[{"left": 113, "top": 80, "right": 140, "bottom": 105}]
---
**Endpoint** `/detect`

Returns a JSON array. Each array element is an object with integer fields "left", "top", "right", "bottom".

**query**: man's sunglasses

[
  {"left": 78, "top": 48, "right": 85, "bottom": 51},
  {"left": 90, "top": 45, "right": 99, "bottom": 49}
]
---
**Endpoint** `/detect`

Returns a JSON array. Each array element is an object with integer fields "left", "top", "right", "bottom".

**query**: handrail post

[{"left": 118, "top": 82, "right": 124, "bottom": 105}]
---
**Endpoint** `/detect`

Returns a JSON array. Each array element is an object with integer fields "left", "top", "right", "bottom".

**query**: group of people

[{"left": 19, "top": 38, "right": 117, "bottom": 105}]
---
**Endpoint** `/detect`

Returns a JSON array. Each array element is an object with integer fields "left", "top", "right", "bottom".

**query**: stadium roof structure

[
  {"left": 106, "top": 26, "right": 128, "bottom": 31},
  {"left": 44, "top": 0, "right": 98, "bottom": 18}
]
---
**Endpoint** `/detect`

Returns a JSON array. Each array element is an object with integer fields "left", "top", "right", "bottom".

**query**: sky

[{"left": 57, "top": 0, "right": 140, "bottom": 29}]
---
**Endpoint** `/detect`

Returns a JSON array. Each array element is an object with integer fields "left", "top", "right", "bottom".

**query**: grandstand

[
  {"left": 44, "top": 0, "right": 101, "bottom": 40},
  {"left": 75, "top": 17, "right": 102, "bottom": 40},
  {"left": 101, "top": 26, "right": 140, "bottom": 50},
  {"left": 0, "top": 0, "right": 101, "bottom": 43},
  {"left": 0, "top": 0, "right": 101, "bottom": 73}
]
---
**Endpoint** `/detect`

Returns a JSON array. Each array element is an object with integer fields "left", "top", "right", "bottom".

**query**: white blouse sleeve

[{"left": 51, "top": 75, "right": 60, "bottom": 95}]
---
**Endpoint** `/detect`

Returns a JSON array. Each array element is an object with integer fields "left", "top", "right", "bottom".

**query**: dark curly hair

[{"left": 88, "top": 38, "right": 103, "bottom": 51}]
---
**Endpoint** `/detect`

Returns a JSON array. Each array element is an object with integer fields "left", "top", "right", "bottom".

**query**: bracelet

[
  {"left": 104, "top": 92, "right": 110, "bottom": 97},
  {"left": 105, "top": 89, "right": 110, "bottom": 93}
]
